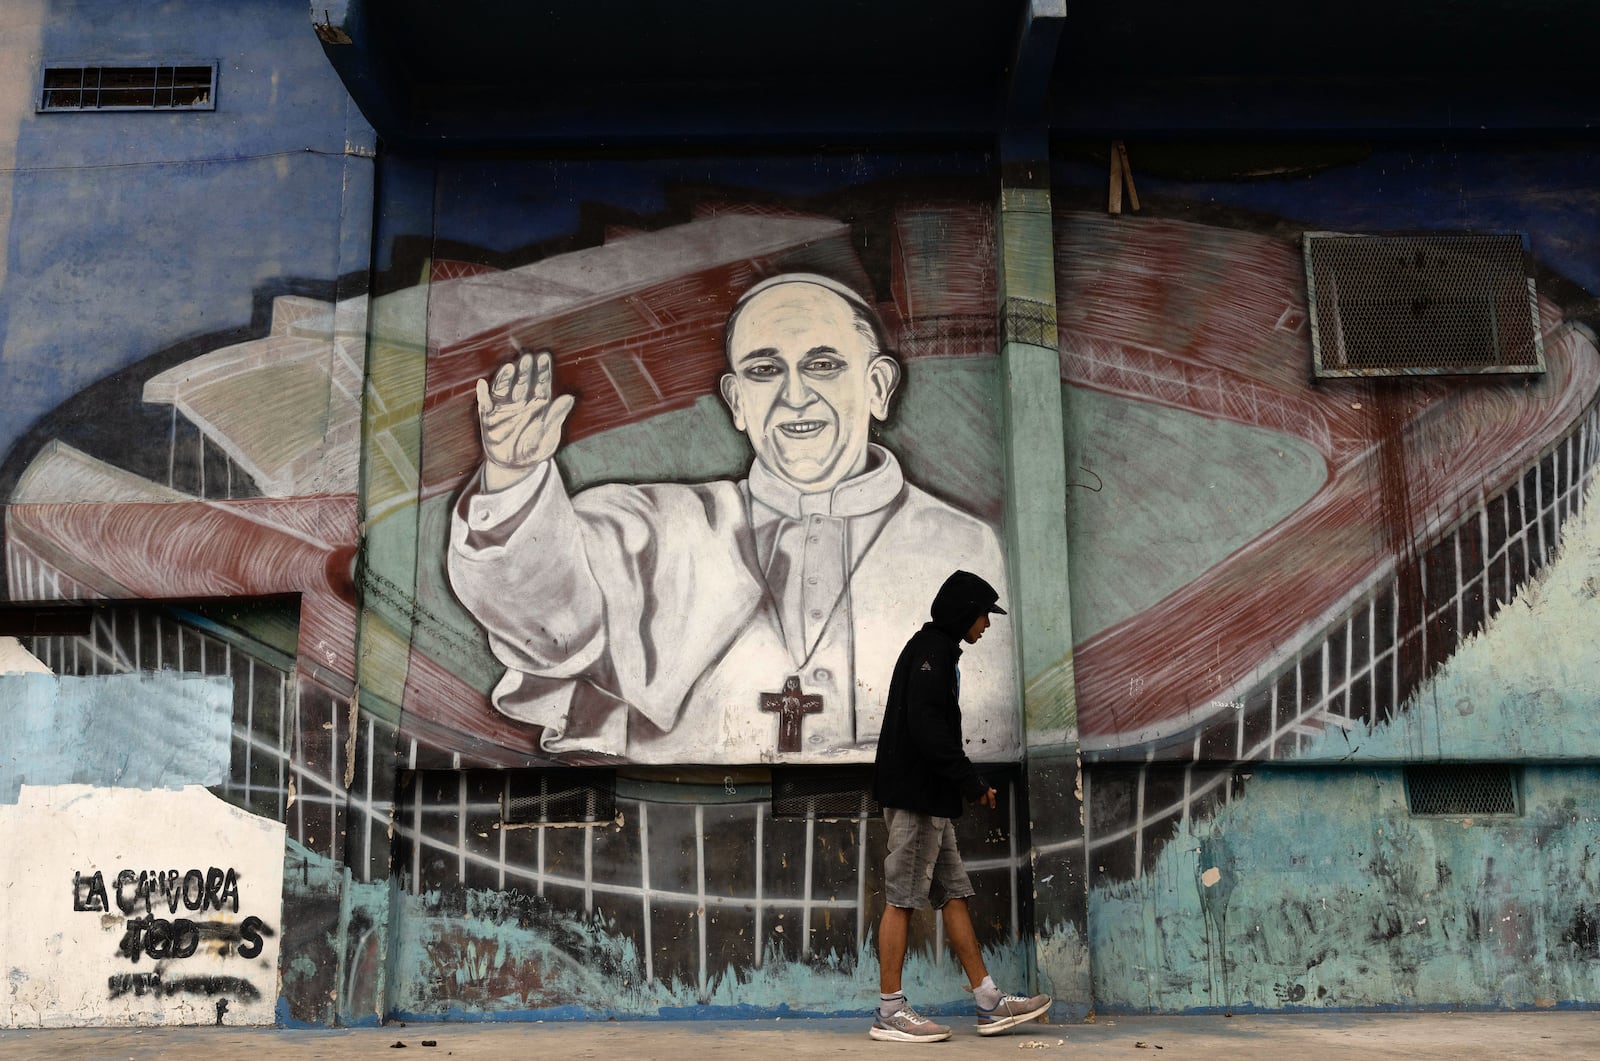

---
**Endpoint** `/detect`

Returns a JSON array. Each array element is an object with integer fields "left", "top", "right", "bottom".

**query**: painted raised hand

[{"left": 476, "top": 350, "right": 577, "bottom": 491}]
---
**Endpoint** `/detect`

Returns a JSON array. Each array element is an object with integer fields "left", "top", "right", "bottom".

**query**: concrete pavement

[{"left": 0, "top": 1012, "right": 1595, "bottom": 1060}]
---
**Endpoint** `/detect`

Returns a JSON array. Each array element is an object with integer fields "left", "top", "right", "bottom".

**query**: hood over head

[{"left": 929, "top": 569, "right": 1006, "bottom": 639}]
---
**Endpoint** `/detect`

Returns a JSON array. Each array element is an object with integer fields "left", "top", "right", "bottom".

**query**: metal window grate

[
  {"left": 39, "top": 63, "right": 216, "bottom": 112},
  {"left": 502, "top": 770, "right": 616, "bottom": 825},
  {"left": 0, "top": 605, "right": 93, "bottom": 637},
  {"left": 771, "top": 768, "right": 880, "bottom": 820},
  {"left": 1405, "top": 765, "right": 1519, "bottom": 816},
  {"left": 1304, "top": 232, "right": 1545, "bottom": 378}
]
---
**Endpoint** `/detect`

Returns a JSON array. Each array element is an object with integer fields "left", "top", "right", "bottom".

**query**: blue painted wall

[
  {"left": 0, "top": 673, "right": 231, "bottom": 800},
  {"left": 0, "top": 0, "right": 377, "bottom": 1029},
  {"left": 0, "top": 0, "right": 372, "bottom": 475}
]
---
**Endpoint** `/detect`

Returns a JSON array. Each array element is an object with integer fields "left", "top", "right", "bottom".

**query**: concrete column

[
  {"left": 996, "top": 174, "right": 1090, "bottom": 1013},
  {"left": 996, "top": 0, "right": 1091, "bottom": 1015},
  {"left": 344, "top": 150, "right": 437, "bottom": 1026},
  {"left": 998, "top": 180, "right": 1077, "bottom": 738}
]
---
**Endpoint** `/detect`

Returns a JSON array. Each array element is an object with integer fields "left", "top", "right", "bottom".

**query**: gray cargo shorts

[{"left": 882, "top": 806, "right": 975, "bottom": 911}]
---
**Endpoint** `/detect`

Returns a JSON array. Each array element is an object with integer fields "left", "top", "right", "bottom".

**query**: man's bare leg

[
  {"left": 878, "top": 903, "right": 912, "bottom": 994},
  {"left": 944, "top": 896, "right": 1053, "bottom": 1035},
  {"left": 939, "top": 897, "right": 988, "bottom": 990},
  {"left": 871, "top": 903, "right": 953, "bottom": 1041}
]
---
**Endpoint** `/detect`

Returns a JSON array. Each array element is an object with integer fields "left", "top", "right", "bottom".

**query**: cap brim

[{"left": 989, "top": 604, "right": 1007, "bottom": 615}]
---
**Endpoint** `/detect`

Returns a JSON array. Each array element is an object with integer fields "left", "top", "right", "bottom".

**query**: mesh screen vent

[
  {"left": 503, "top": 770, "right": 616, "bottom": 825},
  {"left": 771, "top": 768, "right": 880, "bottom": 820},
  {"left": 1404, "top": 765, "right": 1519, "bottom": 816},
  {"left": 1304, "top": 232, "right": 1544, "bottom": 378}
]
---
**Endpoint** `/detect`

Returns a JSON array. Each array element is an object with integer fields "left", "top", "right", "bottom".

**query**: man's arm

[{"left": 449, "top": 348, "right": 606, "bottom": 679}]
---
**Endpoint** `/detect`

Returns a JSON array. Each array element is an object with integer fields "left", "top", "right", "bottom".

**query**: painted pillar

[
  {"left": 341, "top": 152, "right": 438, "bottom": 1025},
  {"left": 997, "top": 177, "right": 1074, "bottom": 739},
  {"left": 996, "top": 0, "right": 1091, "bottom": 1015}
]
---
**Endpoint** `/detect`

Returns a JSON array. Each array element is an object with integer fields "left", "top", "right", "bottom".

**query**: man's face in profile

[{"left": 720, "top": 282, "right": 899, "bottom": 494}]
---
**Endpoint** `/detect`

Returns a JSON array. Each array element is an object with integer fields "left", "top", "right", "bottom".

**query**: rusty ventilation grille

[
  {"left": 502, "top": 770, "right": 616, "bottom": 825},
  {"left": 1304, "top": 233, "right": 1545, "bottom": 378},
  {"left": 1404, "top": 765, "right": 1519, "bottom": 817},
  {"left": 771, "top": 768, "right": 880, "bottom": 820}
]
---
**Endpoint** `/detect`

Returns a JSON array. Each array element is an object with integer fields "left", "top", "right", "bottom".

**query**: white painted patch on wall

[
  {"left": 0, "top": 637, "right": 50, "bottom": 674},
  {"left": 0, "top": 785, "right": 285, "bottom": 1027}
]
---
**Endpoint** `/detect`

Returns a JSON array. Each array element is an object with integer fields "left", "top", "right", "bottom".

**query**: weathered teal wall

[
  {"left": 385, "top": 881, "right": 1030, "bottom": 1020},
  {"left": 1091, "top": 763, "right": 1600, "bottom": 1011},
  {"left": 1083, "top": 439, "right": 1600, "bottom": 1008}
]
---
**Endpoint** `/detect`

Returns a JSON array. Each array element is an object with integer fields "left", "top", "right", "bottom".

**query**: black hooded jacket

[{"left": 870, "top": 571, "right": 1001, "bottom": 818}]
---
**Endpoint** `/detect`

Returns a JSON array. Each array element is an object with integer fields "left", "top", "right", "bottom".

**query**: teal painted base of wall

[
  {"left": 278, "top": 841, "right": 391, "bottom": 1026},
  {"left": 1035, "top": 920, "right": 1092, "bottom": 1019},
  {"left": 384, "top": 884, "right": 1031, "bottom": 1020},
  {"left": 1089, "top": 766, "right": 1600, "bottom": 1012}
]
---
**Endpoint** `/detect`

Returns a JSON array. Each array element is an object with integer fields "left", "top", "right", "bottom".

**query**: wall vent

[
  {"left": 502, "top": 770, "right": 616, "bottom": 826},
  {"left": 1304, "top": 232, "right": 1545, "bottom": 378},
  {"left": 0, "top": 605, "right": 93, "bottom": 637},
  {"left": 1404, "top": 764, "right": 1519, "bottom": 817},
  {"left": 771, "top": 768, "right": 880, "bottom": 820},
  {"left": 39, "top": 63, "right": 217, "bottom": 112}
]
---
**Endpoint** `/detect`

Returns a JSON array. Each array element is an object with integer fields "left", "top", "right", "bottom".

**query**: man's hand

[
  {"left": 979, "top": 787, "right": 997, "bottom": 810},
  {"left": 477, "top": 350, "right": 577, "bottom": 492}
]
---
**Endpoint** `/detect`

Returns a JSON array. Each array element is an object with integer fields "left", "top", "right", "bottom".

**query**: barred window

[
  {"left": 1304, "top": 232, "right": 1544, "bottom": 378},
  {"left": 39, "top": 63, "right": 216, "bottom": 112}
]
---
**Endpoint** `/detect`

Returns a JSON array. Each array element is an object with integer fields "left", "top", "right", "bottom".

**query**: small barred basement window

[
  {"left": 0, "top": 605, "right": 93, "bottom": 637},
  {"left": 39, "top": 63, "right": 217, "bottom": 111},
  {"left": 502, "top": 770, "right": 616, "bottom": 826},
  {"left": 1404, "top": 764, "right": 1520, "bottom": 817},
  {"left": 1304, "top": 232, "right": 1545, "bottom": 378},
  {"left": 771, "top": 767, "right": 880, "bottom": 820}
]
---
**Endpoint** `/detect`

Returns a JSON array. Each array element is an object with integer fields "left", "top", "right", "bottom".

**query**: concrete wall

[
  {"left": 1054, "top": 144, "right": 1600, "bottom": 1011},
  {"left": 0, "top": 784, "right": 285, "bottom": 1026},
  {"left": 0, "top": 0, "right": 374, "bottom": 1028},
  {"left": 362, "top": 155, "right": 1045, "bottom": 1017},
  {"left": 0, "top": 0, "right": 1595, "bottom": 1027}
]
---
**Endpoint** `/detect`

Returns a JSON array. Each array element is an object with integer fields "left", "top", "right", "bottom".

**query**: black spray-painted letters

[{"left": 71, "top": 866, "right": 270, "bottom": 971}]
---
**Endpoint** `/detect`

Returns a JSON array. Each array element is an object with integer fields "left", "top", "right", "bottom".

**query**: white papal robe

[{"left": 447, "top": 445, "right": 1019, "bottom": 764}]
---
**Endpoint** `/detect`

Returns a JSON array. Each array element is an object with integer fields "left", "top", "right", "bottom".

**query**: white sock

[
  {"left": 974, "top": 975, "right": 1001, "bottom": 1010},
  {"left": 879, "top": 992, "right": 906, "bottom": 1018}
]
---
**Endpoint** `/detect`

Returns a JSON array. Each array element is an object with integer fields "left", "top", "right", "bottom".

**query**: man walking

[{"left": 869, "top": 570, "right": 1051, "bottom": 1042}]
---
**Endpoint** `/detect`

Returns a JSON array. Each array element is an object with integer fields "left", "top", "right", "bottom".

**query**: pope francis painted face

[{"left": 720, "top": 278, "right": 901, "bottom": 495}]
